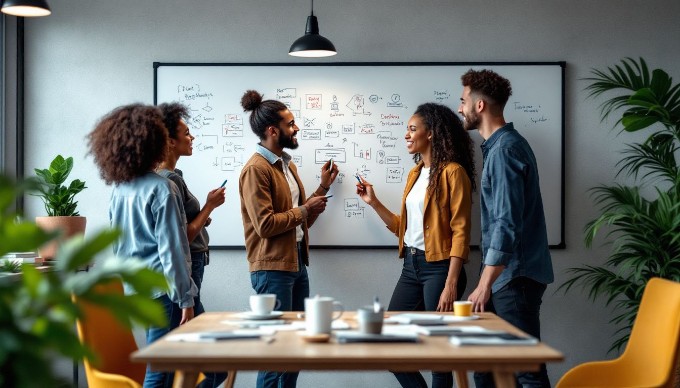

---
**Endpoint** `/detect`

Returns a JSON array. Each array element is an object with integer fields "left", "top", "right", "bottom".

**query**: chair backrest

[
  {"left": 74, "top": 279, "right": 146, "bottom": 386},
  {"left": 618, "top": 277, "right": 680, "bottom": 387}
]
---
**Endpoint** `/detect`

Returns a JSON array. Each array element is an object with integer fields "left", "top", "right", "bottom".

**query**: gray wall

[{"left": 6, "top": 0, "right": 680, "bottom": 386}]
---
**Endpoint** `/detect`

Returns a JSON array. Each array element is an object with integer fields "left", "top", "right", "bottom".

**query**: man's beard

[
  {"left": 462, "top": 110, "right": 480, "bottom": 131},
  {"left": 278, "top": 130, "right": 299, "bottom": 149}
]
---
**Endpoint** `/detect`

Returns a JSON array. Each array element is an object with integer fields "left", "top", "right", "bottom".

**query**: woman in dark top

[
  {"left": 157, "top": 102, "right": 226, "bottom": 315},
  {"left": 157, "top": 102, "right": 226, "bottom": 387}
]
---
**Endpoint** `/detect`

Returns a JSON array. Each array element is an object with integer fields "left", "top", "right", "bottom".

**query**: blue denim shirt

[
  {"left": 480, "top": 123, "right": 554, "bottom": 292},
  {"left": 109, "top": 172, "right": 197, "bottom": 308}
]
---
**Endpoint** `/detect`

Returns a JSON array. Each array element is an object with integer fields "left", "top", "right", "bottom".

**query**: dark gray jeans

[
  {"left": 388, "top": 247, "right": 467, "bottom": 388},
  {"left": 473, "top": 276, "right": 551, "bottom": 388}
]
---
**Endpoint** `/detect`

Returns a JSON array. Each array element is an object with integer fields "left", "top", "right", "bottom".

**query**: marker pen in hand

[
  {"left": 355, "top": 174, "right": 363, "bottom": 186},
  {"left": 329, "top": 158, "right": 334, "bottom": 170},
  {"left": 219, "top": 179, "right": 228, "bottom": 188}
]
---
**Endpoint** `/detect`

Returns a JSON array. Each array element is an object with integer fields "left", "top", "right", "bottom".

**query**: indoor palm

[{"left": 561, "top": 57, "right": 680, "bottom": 352}]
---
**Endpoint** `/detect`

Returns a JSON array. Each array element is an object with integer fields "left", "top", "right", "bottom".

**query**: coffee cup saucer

[
  {"left": 443, "top": 314, "right": 480, "bottom": 322},
  {"left": 236, "top": 311, "right": 284, "bottom": 320},
  {"left": 298, "top": 332, "right": 331, "bottom": 343}
]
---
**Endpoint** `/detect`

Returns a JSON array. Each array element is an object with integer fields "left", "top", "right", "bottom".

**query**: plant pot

[{"left": 35, "top": 216, "right": 87, "bottom": 260}]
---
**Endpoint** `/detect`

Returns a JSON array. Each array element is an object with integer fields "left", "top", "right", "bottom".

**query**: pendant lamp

[
  {"left": 289, "top": 0, "right": 336, "bottom": 58},
  {"left": 1, "top": 0, "right": 51, "bottom": 17}
]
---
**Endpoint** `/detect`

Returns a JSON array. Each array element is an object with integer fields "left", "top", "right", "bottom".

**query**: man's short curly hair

[
  {"left": 88, "top": 104, "right": 168, "bottom": 184},
  {"left": 461, "top": 69, "right": 513, "bottom": 109}
]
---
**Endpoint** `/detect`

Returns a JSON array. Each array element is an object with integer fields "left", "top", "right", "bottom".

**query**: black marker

[{"left": 325, "top": 195, "right": 333, "bottom": 198}]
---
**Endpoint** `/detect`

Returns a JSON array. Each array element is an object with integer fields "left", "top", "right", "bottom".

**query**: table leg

[
  {"left": 225, "top": 370, "right": 237, "bottom": 388},
  {"left": 454, "top": 369, "right": 469, "bottom": 388},
  {"left": 492, "top": 371, "right": 516, "bottom": 388},
  {"left": 172, "top": 371, "right": 200, "bottom": 388}
]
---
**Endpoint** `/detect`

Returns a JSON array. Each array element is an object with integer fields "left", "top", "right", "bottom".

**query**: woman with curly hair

[
  {"left": 88, "top": 103, "right": 197, "bottom": 388},
  {"left": 156, "top": 102, "right": 227, "bottom": 388},
  {"left": 157, "top": 102, "right": 226, "bottom": 317},
  {"left": 356, "top": 102, "right": 475, "bottom": 388}
]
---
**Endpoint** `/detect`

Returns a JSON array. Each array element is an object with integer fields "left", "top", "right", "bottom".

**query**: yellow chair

[
  {"left": 556, "top": 277, "right": 680, "bottom": 388},
  {"left": 74, "top": 280, "right": 208, "bottom": 388},
  {"left": 75, "top": 280, "right": 146, "bottom": 387}
]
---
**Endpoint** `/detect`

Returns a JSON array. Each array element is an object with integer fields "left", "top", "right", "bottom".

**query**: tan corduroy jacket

[
  {"left": 386, "top": 161, "right": 472, "bottom": 262},
  {"left": 239, "top": 151, "right": 320, "bottom": 272}
]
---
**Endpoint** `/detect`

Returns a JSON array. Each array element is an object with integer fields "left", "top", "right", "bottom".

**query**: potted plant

[
  {"left": 561, "top": 57, "right": 680, "bottom": 352},
  {"left": 32, "top": 155, "right": 88, "bottom": 260},
  {"left": 0, "top": 174, "right": 168, "bottom": 387}
]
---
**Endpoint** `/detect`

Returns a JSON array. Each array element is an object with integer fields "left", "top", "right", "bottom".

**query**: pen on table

[
  {"left": 219, "top": 179, "right": 228, "bottom": 188},
  {"left": 373, "top": 296, "right": 381, "bottom": 313}
]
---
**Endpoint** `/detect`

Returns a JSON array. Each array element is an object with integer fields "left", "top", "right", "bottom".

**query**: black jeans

[
  {"left": 473, "top": 276, "right": 550, "bottom": 388},
  {"left": 389, "top": 247, "right": 467, "bottom": 388}
]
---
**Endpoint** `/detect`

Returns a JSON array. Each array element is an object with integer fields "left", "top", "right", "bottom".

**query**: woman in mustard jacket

[{"left": 356, "top": 102, "right": 475, "bottom": 388}]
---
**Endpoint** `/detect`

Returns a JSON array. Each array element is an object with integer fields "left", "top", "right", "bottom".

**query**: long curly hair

[
  {"left": 158, "top": 102, "right": 190, "bottom": 139},
  {"left": 88, "top": 104, "right": 168, "bottom": 184},
  {"left": 412, "top": 103, "right": 476, "bottom": 199}
]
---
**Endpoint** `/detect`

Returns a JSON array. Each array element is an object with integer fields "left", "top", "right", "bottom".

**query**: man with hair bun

[
  {"left": 459, "top": 70, "right": 553, "bottom": 388},
  {"left": 238, "top": 90, "right": 339, "bottom": 388}
]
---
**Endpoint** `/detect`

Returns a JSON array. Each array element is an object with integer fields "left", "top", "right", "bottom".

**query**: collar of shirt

[
  {"left": 481, "top": 122, "right": 515, "bottom": 156},
  {"left": 255, "top": 143, "right": 292, "bottom": 166}
]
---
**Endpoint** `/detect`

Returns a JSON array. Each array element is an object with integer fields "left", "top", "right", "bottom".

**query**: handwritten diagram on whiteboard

[{"left": 155, "top": 63, "right": 564, "bottom": 248}]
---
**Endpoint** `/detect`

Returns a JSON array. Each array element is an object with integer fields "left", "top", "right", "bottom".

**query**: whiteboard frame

[{"left": 153, "top": 61, "right": 565, "bottom": 250}]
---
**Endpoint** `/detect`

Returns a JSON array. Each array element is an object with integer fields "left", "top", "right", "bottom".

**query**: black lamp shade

[
  {"left": 289, "top": 15, "right": 337, "bottom": 57},
  {"left": 1, "top": 0, "right": 51, "bottom": 17}
]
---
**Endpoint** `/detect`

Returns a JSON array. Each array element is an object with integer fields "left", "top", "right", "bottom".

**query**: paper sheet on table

[
  {"left": 221, "top": 319, "right": 287, "bottom": 328},
  {"left": 335, "top": 330, "right": 420, "bottom": 343},
  {"left": 414, "top": 325, "right": 492, "bottom": 336},
  {"left": 166, "top": 329, "right": 262, "bottom": 343},
  {"left": 218, "top": 319, "right": 351, "bottom": 335},
  {"left": 385, "top": 313, "right": 479, "bottom": 324},
  {"left": 449, "top": 332, "right": 539, "bottom": 346},
  {"left": 287, "top": 320, "right": 351, "bottom": 330}
]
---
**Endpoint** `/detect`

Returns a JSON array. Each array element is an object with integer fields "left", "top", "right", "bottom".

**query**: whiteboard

[{"left": 154, "top": 62, "right": 565, "bottom": 248}]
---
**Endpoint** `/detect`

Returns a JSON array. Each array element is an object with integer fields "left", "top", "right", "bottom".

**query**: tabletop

[{"left": 132, "top": 311, "right": 563, "bottom": 388}]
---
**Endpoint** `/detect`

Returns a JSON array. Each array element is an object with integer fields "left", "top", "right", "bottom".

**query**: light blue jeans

[{"left": 143, "top": 294, "right": 180, "bottom": 388}]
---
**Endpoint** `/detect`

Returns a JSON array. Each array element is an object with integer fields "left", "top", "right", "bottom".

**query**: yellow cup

[{"left": 453, "top": 301, "right": 473, "bottom": 317}]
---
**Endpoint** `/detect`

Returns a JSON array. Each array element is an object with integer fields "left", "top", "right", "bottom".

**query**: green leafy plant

[
  {"left": 561, "top": 58, "right": 680, "bottom": 352},
  {"left": 0, "top": 174, "right": 168, "bottom": 387},
  {"left": 0, "top": 261, "right": 21, "bottom": 274},
  {"left": 32, "top": 155, "right": 87, "bottom": 216}
]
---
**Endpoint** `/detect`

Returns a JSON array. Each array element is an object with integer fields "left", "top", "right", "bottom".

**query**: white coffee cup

[
  {"left": 249, "top": 294, "right": 280, "bottom": 315},
  {"left": 304, "top": 296, "right": 344, "bottom": 335}
]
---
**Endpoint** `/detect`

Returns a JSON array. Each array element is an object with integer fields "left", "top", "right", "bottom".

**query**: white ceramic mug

[
  {"left": 304, "top": 296, "right": 344, "bottom": 335},
  {"left": 249, "top": 294, "right": 280, "bottom": 315}
]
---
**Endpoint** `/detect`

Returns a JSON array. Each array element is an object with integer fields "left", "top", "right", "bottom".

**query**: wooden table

[{"left": 131, "top": 312, "right": 563, "bottom": 388}]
